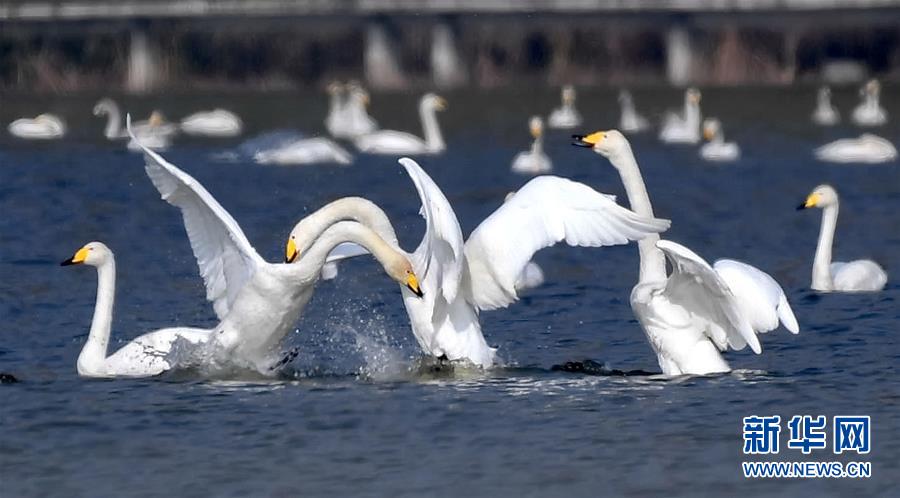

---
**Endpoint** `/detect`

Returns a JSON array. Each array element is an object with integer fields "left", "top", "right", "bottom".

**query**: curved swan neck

[
  {"left": 609, "top": 147, "right": 667, "bottom": 283},
  {"left": 685, "top": 100, "right": 700, "bottom": 127},
  {"left": 419, "top": 103, "right": 445, "bottom": 152},
  {"left": 79, "top": 257, "right": 116, "bottom": 373},
  {"left": 812, "top": 203, "right": 838, "bottom": 291},
  {"left": 531, "top": 135, "right": 544, "bottom": 155},
  {"left": 103, "top": 102, "right": 122, "bottom": 139},
  {"left": 298, "top": 197, "right": 399, "bottom": 247},
  {"left": 302, "top": 221, "right": 403, "bottom": 275}
]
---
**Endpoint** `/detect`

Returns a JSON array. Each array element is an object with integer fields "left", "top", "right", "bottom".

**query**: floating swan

[
  {"left": 618, "top": 90, "right": 649, "bottom": 133},
  {"left": 288, "top": 158, "right": 671, "bottom": 368},
  {"left": 815, "top": 134, "right": 897, "bottom": 164},
  {"left": 659, "top": 88, "right": 701, "bottom": 144},
  {"left": 253, "top": 137, "right": 353, "bottom": 165},
  {"left": 8, "top": 114, "right": 66, "bottom": 139},
  {"left": 180, "top": 109, "right": 243, "bottom": 137},
  {"left": 95, "top": 100, "right": 178, "bottom": 145},
  {"left": 326, "top": 82, "right": 379, "bottom": 139},
  {"left": 61, "top": 242, "right": 211, "bottom": 378},
  {"left": 354, "top": 93, "right": 445, "bottom": 155},
  {"left": 700, "top": 118, "right": 740, "bottom": 162},
  {"left": 797, "top": 184, "right": 887, "bottom": 292},
  {"left": 547, "top": 85, "right": 582, "bottom": 129},
  {"left": 573, "top": 130, "right": 799, "bottom": 376},
  {"left": 851, "top": 79, "right": 887, "bottom": 127},
  {"left": 511, "top": 116, "right": 552, "bottom": 175},
  {"left": 812, "top": 86, "right": 840, "bottom": 126},
  {"left": 131, "top": 127, "right": 421, "bottom": 372}
]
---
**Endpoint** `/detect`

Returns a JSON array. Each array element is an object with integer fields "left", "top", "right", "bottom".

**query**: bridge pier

[
  {"left": 666, "top": 25, "right": 694, "bottom": 86},
  {"left": 126, "top": 26, "right": 163, "bottom": 93},
  {"left": 364, "top": 21, "right": 406, "bottom": 89},
  {"left": 431, "top": 22, "right": 468, "bottom": 88}
]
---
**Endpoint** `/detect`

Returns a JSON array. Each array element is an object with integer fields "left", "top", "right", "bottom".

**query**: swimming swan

[
  {"left": 851, "top": 79, "right": 887, "bottom": 127},
  {"left": 180, "top": 109, "right": 243, "bottom": 137},
  {"left": 659, "top": 88, "right": 702, "bottom": 144},
  {"left": 511, "top": 116, "right": 552, "bottom": 175},
  {"left": 287, "top": 158, "right": 671, "bottom": 368},
  {"left": 547, "top": 85, "right": 582, "bottom": 129},
  {"left": 812, "top": 86, "right": 840, "bottom": 126},
  {"left": 573, "top": 130, "right": 799, "bottom": 376},
  {"left": 130, "top": 126, "right": 422, "bottom": 372},
  {"left": 95, "top": 100, "right": 178, "bottom": 148},
  {"left": 354, "top": 93, "right": 445, "bottom": 155},
  {"left": 61, "top": 242, "right": 211, "bottom": 378},
  {"left": 326, "top": 82, "right": 378, "bottom": 139},
  {"left": 253, "top": 137, "right": 353, "bottom": 165},
  {"left": 797, "top": 185, "right": 887, "bottom": 292},
  {"left": 8, "top": 114, "right": 66, "bottom": 139},
  {"left": 700, "top": 118, "right": 740, "bottom": 162},
  {"left": 815, "top": 134, "right": 897, "bottom": 163},
  {"left": 618, "top": 90, "right": 649, "bottom": 133}
]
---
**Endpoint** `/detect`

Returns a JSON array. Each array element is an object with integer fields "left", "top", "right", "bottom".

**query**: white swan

[
  {"left": 659, "top": 88, "right": 701, "bottom": 144},
  {"left": 618, "top": 90, "right": 649, "bottom": 133},
  {"left": 812, "top": 86, "right": 840, "bottom": 126},
  {"left": 253, "top": 137, "right": 353, "bottom": 165},
  {"left": 797, "top": 184, "right": 887, "bottom": 292},
  {"left": 61, "top": 242, "right": 211, "bottom": 378},
  {"left": 326, "top": 82, "right": 379, "bottom": 139},
  {"left": 8, "top": 114, "right": 66, "bottom": 139},
  {"left": 851, "top": 79, "right": 887, "bottom": 127},
  {"left": 354, "top": 93, "right": 445, "bottom": 155},
  {"left": 180, "top": 109, "right": 243, "bottom": 137},
  {"left": 287, "top": 158, "right": 671, "bottom": 368},
  {"left": 547, "top": 85, "right": 582, "bottom": 129},
  {"left": 573, "top": 130, "right": 799, "bottom": 376},
  {"left": 95, "top": 101, "right": 178, "bottom": 145},
  {"left": 700, "top": 118, "right": 740, "bottom": 162},
  {"left": 815, "top": 134, "right": 897, "bottom": 164},
  {"left": 131, "top": 129, "right": 421, "bottom": 372},
  {"left": 511, "top": 116, "right": 552, "bottom": 175},
  {"left": 324, "top": 82, "right": 348, "bottom": 137}
]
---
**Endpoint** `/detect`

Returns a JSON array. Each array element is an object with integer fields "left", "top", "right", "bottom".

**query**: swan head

[
  {"left": 93, "top": 98, "right": 115, "bottom": 116},
  {"left": 687, "top": 88, "right": 701, "bottom": 104},
  {"left": 326, "top": 81, "right": 344, "bottom": 96},
  {"left": 529, "top": 116, "right": 544, "bottom": 139},
  {"left": 347, "top": 82, "right": 370, "bottom": 106},
  {"left": 702, "top": 118, "right": 721, "bottom": 141},
  {"left": 798, "top": 184, "right": 838, "bottom": 210},
  {"left": 561, "top": 85, "right": 576, "bottom": 105},
  {"left": 421, "top": 93, "right": 447, "bottom": 112},
  {"left": 818, "top": 86, "right": 831, "bottom": 100},
  {"left": 572, "top": 129, "right": 631, "bottom": 160},
  {"left": 61, "top": 241, "right": 111, "bottom": 267},
  {"left": 148, "top": 111, "right": 166, "bottom": 127},
  {"left": 863, "top": 79, "right": 880, "bottom": 97},
  {"left": 618, "top": 90, "right": 632, "bottom": 104}
]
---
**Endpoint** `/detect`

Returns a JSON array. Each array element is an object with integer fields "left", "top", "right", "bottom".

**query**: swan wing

[
  {"left": 656, "top": 240, "right": 761, "bottom": 354},
  {"left": 464, "top": 176, "right": 671, "bottom": 310},
  {"left": 713, "top": 259, "right": 799, "bottom": 335},
  {"left": 129, "top": 120, "right": 264, "bottom": 320}
]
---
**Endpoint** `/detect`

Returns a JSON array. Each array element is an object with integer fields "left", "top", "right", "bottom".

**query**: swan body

[
  {"left": 254, "top": 137, "right": 352, "bottom": 165},
  {"left": 815, "top": 134, "right": 897, "bottom": 164},
  {"left": 619, "top": 90, "right": 649, "bottom": 133},
  {"left": 851, "top": 79, "right": 887, "bottom": 127},
  {"left": 180, "top": 109, "right": 243, "bottom": 137},
  {"left": 573, "top": 130, "right": 799, "bottom": 376},
  {"left": 290, "top": 158, "right": 671, "bottom": 368},
  {"left": 700, "top": 118, "right": 740, "bottom": 162},
  {"left": 659, "top": 88, "right": 701, "bottom": 144},
  {"left": 812, "top": 87, "right": 840, "bottom": 126},
  {"left": 798, "top": 184, "right": 887, "bottom": 292},
  {"left": 95, "top": 101, "right": 177, "bottom": 149},
  {"left": 547, "top": 85, "right": 582, "bottom": 129},
  {"left": 131, "top": 129, "right": 421, "bottom": 373},
  {"left": 62, "top": 242, "right": 211, "bottom": 378},
  {"left": 511, "top": 116, "right": 552, "bottom": 175},
  {"left": 354, "top": 94, "right": 445, "bottom": 155},
  {"left": 8, "top": 114, "right": 66, "bottom": 139}
]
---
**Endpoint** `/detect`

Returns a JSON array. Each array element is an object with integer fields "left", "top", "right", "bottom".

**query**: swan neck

[
  {"left": 531, "top": 135, "right": 544, "bottom": 155},
  {"left": 104, "top": 103, "right": 122, "bottom": 138},
  {"left": 303, "top": 221, "right": 402, "bottom": 275},
  {"left": 301, "top": 197, "right": 399, "bottom": 248},
  {"left": 812, "top": 204, "right": 838, "bottom": 290},
  {"left": 611, "top": 149, "right": 667, "bottom": 283},
  {"left": 420, "top": 104, "right": 445, "bottom": 152},
  {"left": 80, "top": 258, "right": 116, "bottom": 372}
]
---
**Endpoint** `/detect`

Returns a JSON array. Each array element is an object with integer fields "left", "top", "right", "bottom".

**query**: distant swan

[
  {"left": 851, "top": 79, "right": 887, "bottom": 127},
  {"left": 95, "top": 100, "right": 178, "bottom": 144},
  {"left": 574, "top": 130, "right": 799, "bottom": 376},
  {"left": 511, "top": 116, "right": 552, "bottom": 175},
  {"left": 180, "top": 109, "right": 243, "bottom": 137},
  {"left": 254, "top": 137, "right": 353, "bottom": 165},
  {"left": 812, "top": 86, "right": 840, "bottom": 126},
  {"left": 354, "top": 93, "right": 445, "bottom": 155},
  {"left": 618, "top": 90, "right": 649, "bottom": 133},
  {"left": 547, "top": 85, "right": 582, "bottom": 129},
  {"left": 797, "top": 184, "right": 887, "bottom": 292},
  {"left": 700, "top": 118, "right": 740, "bottom": 162},
  {"left": 8, "top": 114, "right": 66, "bottom": 139},
  {"left": 815, "top": 134, "right": 897, "bottom": 164},
  {"left": 62, "top": 242, "right": 210, "bottom": 378},
  {"left": 326, "top": 82, "right": 379, "bottom": 139},
  {"left": 659, "top": 88, "right": 701, "bottom": 144}
]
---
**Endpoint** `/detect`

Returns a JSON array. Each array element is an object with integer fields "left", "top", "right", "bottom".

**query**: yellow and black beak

[
  {"left": 703, "top": 127, "right": 715, "bottom": 141},
  {"left": 406, "top": 272, "right": 424, "bottom": 298},
  {"left": 285, "top": 238, "right": 299, "bottom": 264},
  {"left": 61, "top": 246, "right": 89, "bottom": 266},
  {"left": 572, "top": 131, "right": 605, "bottom": 148},
  {"left": 435, "top": 97, "right": 448, "bottom": 111},
  {"left": 797, "top": 193, "right": 819, "bottom": 211}
]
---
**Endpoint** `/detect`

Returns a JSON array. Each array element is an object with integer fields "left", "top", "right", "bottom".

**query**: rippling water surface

[{"left": 1, "top": 88, "right": 898, "bottom": 496}]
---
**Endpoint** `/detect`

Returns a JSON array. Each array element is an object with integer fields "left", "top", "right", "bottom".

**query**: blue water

[{"left": 1, "top": 88, "right": 898, "bottom": 496}]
